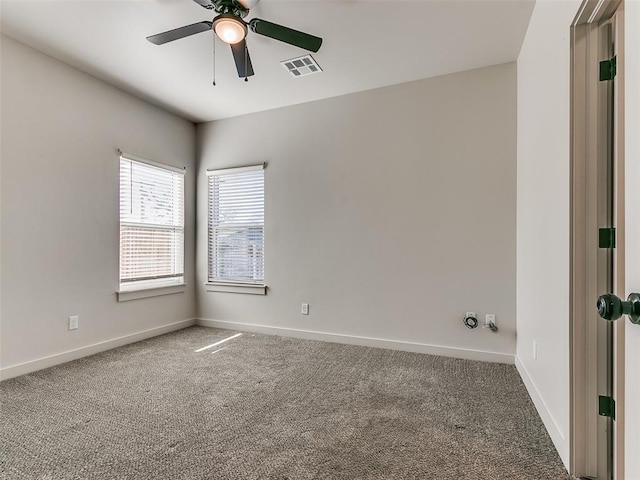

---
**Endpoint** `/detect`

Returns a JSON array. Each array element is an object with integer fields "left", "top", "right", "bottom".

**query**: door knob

[{"left": 597, "top": 293, "right": 640, "bottom": 324}]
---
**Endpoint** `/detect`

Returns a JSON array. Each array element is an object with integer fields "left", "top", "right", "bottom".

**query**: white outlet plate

[
  {"left": 485, "top": 314, "right": 496, "bottom": 326},
  {"left": 68, "top": 315, "right": 79, "bottom": 330},
  {"left": 533, "top": 340, "right": 538, "bottom": 360},
  {"left": 301, "top": 303, "right": 309, "bottom": 315}
]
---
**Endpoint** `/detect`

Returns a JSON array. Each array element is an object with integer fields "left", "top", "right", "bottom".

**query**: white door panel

[{"left": 625, "top": 1, "right": 640, "bottom": 478}]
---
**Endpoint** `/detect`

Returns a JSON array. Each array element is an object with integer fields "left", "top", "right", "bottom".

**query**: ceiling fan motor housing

[{"left": 211, "top": 0, "right": 249, "bottom": 18}]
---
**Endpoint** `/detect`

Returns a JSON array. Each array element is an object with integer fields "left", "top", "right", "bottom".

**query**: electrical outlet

[
  {"left": 485, "top": 314, "right": 496, "bottom": 326},
  {"left": 301, "top": 303, "right": 309, "bottom": 315},
  {"left": 68, "top": 315, "right": 79, "bottom": 330},
  {"left": 533, "top": 340, "right": 538, "bottom": 360}
]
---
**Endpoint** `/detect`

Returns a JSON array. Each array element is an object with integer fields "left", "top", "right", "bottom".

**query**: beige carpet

[{"left": 0, "top": 326, "right": 570, "bottom": 479}]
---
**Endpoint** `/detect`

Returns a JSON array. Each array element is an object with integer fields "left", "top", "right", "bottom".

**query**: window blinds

[
  {"left": 208, "top": 165, "right": 264, "bottom": 283},
  {"left": 119, "top": 156, "right": 185, "bottom": 287}
]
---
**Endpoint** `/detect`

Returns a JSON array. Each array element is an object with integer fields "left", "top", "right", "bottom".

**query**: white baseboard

[
  {"left": 196, "top": 318, "right": 515, "bottom": 364},
  {"left": 515, "top": 355, "right": 569, "bottom": 469},
  {"left": 0, "top": 319, "right": 196, "bottom": 381}
]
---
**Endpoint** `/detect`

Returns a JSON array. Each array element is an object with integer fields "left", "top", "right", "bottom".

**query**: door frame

[{"left": 570, "top": 0, "right": 625, "bottom": 477}]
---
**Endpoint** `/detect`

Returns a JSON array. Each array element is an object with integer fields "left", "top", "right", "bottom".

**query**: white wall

[
  {"left": 196, "top": 63, "right": 517, "bottom": 362},
  {"left": 0, "top": 36, "right": 197, "bottom": 377},
  {"left": 624, "top": 2, "right": 640, "bottom": 478},
  {"left": 515, "top": 0, "right": 581, "bottom": 468}
]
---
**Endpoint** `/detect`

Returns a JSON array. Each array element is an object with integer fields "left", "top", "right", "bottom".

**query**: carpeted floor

[{"left": 0, "top": 326, "right": 570, "bottom": 479}]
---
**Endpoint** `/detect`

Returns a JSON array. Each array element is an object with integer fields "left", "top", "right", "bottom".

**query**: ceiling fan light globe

[{"left": 213, "top": 17, "right": 247, "bottom": 45}]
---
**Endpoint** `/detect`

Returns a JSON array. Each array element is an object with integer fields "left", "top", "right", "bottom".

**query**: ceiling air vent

[{"left": 280, "top": 55, "right": 322, "bottom": 77}]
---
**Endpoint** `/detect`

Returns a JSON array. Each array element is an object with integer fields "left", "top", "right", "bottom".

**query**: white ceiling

[{"left": 0, "top": 0, "right": 534, "bottom": 123}]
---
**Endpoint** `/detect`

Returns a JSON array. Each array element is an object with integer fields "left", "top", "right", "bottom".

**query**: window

[
  {"left": 208, "top": 164, "right": 264, "bottom": 285},
  {"left": 119, "top": 154, "right": 185, "bottom": 292}
]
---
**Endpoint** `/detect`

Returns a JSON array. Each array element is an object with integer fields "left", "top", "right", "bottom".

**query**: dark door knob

[{"left": 597, "top": 292, "right": 640, "bottom": 324}]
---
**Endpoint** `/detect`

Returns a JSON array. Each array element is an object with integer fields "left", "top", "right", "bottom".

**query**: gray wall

[
  {"left": 515, "top": 0, "right": 580, "bottom": 467},
  {"left": 196, "top": 63, "right": 517, "bottom": 359},
  {"left": 0, "top": 36, "right": 517, "bottom": 372},
  {"left": 0, "top": 36, "right": 197, "bottom": 372}
]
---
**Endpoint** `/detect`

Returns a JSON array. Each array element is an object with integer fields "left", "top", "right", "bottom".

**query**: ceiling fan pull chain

[{"left": 212, "top": 31, "right": 217, "bottom": 86}]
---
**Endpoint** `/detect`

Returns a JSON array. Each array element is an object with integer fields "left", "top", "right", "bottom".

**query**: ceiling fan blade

[
  {"left": 230, "top": 40, "right": 255, "bottom": 78},
  {"left": 147, "top": 21, "right": 212, "bottom": 45},
  {"left": 192, "top": 0, "right": 214, "bottom": 9},
  {"left": 249, "top": 18, "right": 322, "bottom": 53}
]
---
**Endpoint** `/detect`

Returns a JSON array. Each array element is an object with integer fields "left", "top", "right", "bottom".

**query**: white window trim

[
  {"left": 206, "top": 163, "right": 265, "bottom": 176},
  {"left": 117, "top": 283, "right": 187, "bottom": 302},
  {"left": 207, "top": 163, "right": 266, "bottom": 293},
  {"left": 205, "top": 282, "right": 266, "bottom": 295},
  {"left": 119, "top": 150, "right": 186, "bottom": 174}
]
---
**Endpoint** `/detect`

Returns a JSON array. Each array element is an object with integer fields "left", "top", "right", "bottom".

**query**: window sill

[
  {"left": 117, "top": 283, "right": 187, "bottom": 302},
  {"left": 205, "top": 283, "right": 266, "bottom": 295}
]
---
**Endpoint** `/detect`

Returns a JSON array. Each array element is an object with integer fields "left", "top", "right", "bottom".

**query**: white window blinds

[
  {"left": 208, "top": 165, "right": 264, "bottom": 284},
  {"left": 119, "top": 155, "right": 185, "bottom": 289}
]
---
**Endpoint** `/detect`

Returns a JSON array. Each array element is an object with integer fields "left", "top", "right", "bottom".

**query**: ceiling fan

[{"left": 146, "top": 0, "right": 323, "bottom": 79}]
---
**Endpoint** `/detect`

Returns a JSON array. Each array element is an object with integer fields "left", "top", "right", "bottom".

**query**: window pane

[
  {"left": 120, "top": 160, "right": 184, "bottom": 227},
  {"left": 211, "top": 227, "right": 264, "bottom": 282},
  {"left": 211, "top": 171, "right": 264, "bottom": 227},
  {"left": 120, "top": 226, "right": 184, "bottom": 283}
]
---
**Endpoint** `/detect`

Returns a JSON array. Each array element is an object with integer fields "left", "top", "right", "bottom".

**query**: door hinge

[
  {"left": 598, "top": 227, "right": 616, "bottom": 248},
  {"left": 599, "top": 395, "right": 616, "bottom": 419},
  {"left": 599, "top": 56, "right": 617, "bottom": 81}
]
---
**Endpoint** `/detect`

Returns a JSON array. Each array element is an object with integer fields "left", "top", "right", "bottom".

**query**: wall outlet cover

[{"left": 68, "top": 315, "right": 79, "bottom": 330}]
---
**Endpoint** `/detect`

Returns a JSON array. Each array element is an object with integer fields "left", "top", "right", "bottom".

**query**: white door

[
  {"left": 571, "top": 2, "right": 629, "bottom": 477},
  {"left": 624, "top": 2, "right": 640, "bottom": 478}
]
